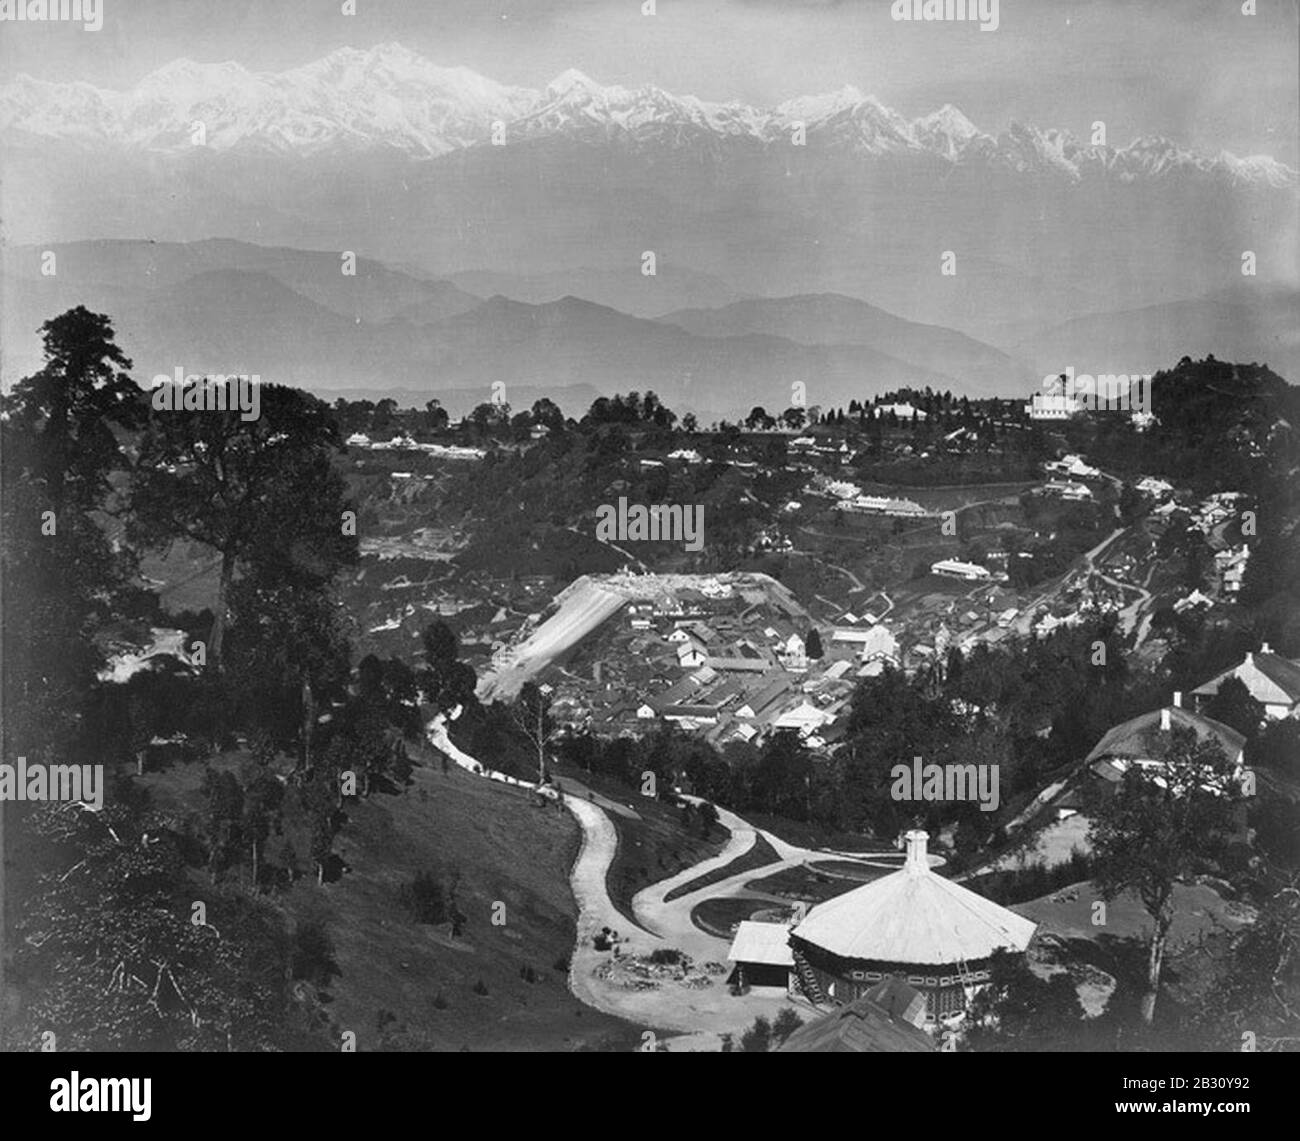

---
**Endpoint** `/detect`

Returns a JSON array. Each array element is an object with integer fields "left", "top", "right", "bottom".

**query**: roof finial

[{"left": 904, "top": 829, "right": 929, "bottom": 874}]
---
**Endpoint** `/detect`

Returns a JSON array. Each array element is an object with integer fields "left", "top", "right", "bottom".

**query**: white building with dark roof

[
  {"left": 931, "top": 558, "right": 993, "bottom": 582},
  {"left": 727, "top": 921, "right": 795, "bottom": 990},
  {"left": 1192, "top": 644, "right": 1300, "bottom": 720}
]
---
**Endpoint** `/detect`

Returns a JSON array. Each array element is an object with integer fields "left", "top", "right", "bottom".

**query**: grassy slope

[
  {"left": 663, "top": 834, "right": 781, "bottom": 902},
  {"left": 141, "top": 747, "right": 641, "bottom": 1052},
  {"left": 691, "top": 896, "right": 795, "bottom": 939}
]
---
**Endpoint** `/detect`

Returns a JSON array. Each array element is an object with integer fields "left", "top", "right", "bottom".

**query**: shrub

[
  {"left": 697, "top": 801, "right": 720, "bottom": 833},
  {"left": 772, "top": 1009, "right": 804, "bottom": 1045},
  {"left": 740, "top": 1016, "right": 772, "bottom": 1053},
  {"left": 472, "top": 979, "right": 489, "bottom": 996},
  {"left": 648, "top": 947, "right": 685, "bottom": 966},
  {"left": 291, "top": 921, "right": 340, "bottom": 989},
  {"left": 398, "top": 869, "right": 448, "bottom": 924}
]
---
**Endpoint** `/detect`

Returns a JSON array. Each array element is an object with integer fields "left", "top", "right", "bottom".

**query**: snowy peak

[
  {"left": 912, "top": 103, "right": 982, "bottom": 157},
  {"left": 136, "top": 58, "right": 255, "bottom": 91},
  {"left": 916, "top": 103, "right": 978, "bottom": 137},
  {"left": 0, "top": 46, "right": 1292, "bottom": 187},
  {"left": 545, "top": 68, "right": 608, "bottom": 98},
  {"left": 775, "top": 85, "right": 867, "bottom": 123}
]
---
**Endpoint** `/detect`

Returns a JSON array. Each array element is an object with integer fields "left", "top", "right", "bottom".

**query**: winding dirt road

[{"left": 425, "top": 714, "right": 926, "bottom": 1044}]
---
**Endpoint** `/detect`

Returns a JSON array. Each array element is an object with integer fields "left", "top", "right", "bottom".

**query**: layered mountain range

[
  {"left": 4, "top": 45, "right": 1295, "bottom": 392},
  {"left": 1, "top": 238, "right": 1031, "bottom": 418},
  {"left": 3, "top": 43, "right": 1293, "bottom": 187},
  {"left": 6, "top": 239, "right": 1295, "bottom": 421}
]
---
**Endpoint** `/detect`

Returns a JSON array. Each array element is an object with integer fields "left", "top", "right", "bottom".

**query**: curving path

[
  {"left": 424, "top": 714, "right": 931, "bottom": 1043},
  {"left": 629, "top": 803, "right": 928, "bottom": 964},
  {"left": 565, "top": 794, "right": 657, "bottom": 1014}
]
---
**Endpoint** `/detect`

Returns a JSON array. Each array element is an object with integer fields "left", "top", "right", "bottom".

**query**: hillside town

[
  {"left": 1, "top": 6, "right": 1295, "bottom": 1122},
  {"left": 56, "top": 357, "right": 1296, "bottom": 1065}
]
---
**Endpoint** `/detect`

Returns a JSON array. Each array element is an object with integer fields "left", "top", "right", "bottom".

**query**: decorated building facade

[{"left": 787, "top": 831, "right": 1037, "bottom": 1022}]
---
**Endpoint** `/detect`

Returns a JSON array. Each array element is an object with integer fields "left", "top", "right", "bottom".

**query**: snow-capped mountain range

[{"left": 2, "top": 42, "right": 1293, "bottom": 187}]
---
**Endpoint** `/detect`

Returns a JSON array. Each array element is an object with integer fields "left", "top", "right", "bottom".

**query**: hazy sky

[{"left": 2, "top": 0, "right": 1297, "bottom": 163}]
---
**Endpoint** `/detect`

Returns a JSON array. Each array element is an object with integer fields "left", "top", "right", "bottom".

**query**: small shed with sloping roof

[{"left": 727, "top": 920, "right": 795, "bottom": 989}]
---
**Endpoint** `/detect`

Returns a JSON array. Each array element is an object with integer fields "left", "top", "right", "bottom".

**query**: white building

[
  {"left": 873, "top": 403, "right": 928, "bottom": 421},
  {"left": 857, "top": 624, "right": 900, "bottom": 666},
  {"left": 1027, "top": 376, "right": 1082, "bottom": 420},
  {"left": 1045, "top": 455, "right": 1100, "bottom": 480},
  {"left": 826, "top": 480, "right": 862, "bottom": 501},
  {"left": 774, "top": 700, "right": 834, "bottom": 734},
  {"left": 1043, "top": 480, "right": 1094, "bottom": 502},
  {"left": 842, "top": 495, "right": 930, "bottom": 518},
  {"left": 676, "top": 640, "right": 707, "bottom": 668},
  {"left": 1136, "top": 476, "right": 1174, "bottom": 500},
  {"left": 931, "top": 559, "right": 993, "bottom": 582},
  {"left": 1192, "top": 644, "right": 1300, "bottom": 720},
  {"left": 667, "top": 448, "right": 703, "bottom": 464},
  {"left": 1026, "top": 391, "right": 1082, "bottom": 420},
  {"left": 1216, "top": 545, "right": 1250, "bottom": 595}
]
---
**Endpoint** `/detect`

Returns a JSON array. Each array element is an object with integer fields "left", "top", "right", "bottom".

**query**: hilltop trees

[
  {"left": 422, "top": 398, "right": 449, "bottom": 434},
  {"left": 420, "top": 621, "right": 477, "bottom": 714},
  {"left": 530, "top": 397, "right": 565, "bottom": 433},
  {"left": 0, "top": 308, "right": 147, "bottom": 764},
  {"left": 2, "top": 306, "right": 144, "bottom": 512},
  {"left": 583, "top": 391, "right": 675, "bottom": 429},
  {"left": 130, "top": 382, "right": 357, "bottom": 670}
]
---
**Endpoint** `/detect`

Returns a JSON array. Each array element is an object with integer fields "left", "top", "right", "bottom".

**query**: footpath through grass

[{"left": 141, "top": 746, "right": 643, "bottom": 1051}]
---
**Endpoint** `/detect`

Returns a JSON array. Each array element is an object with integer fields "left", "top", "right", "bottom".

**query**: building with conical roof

[{"left": 788, "top": 831, "right": 1036, "bottom": 1022}]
